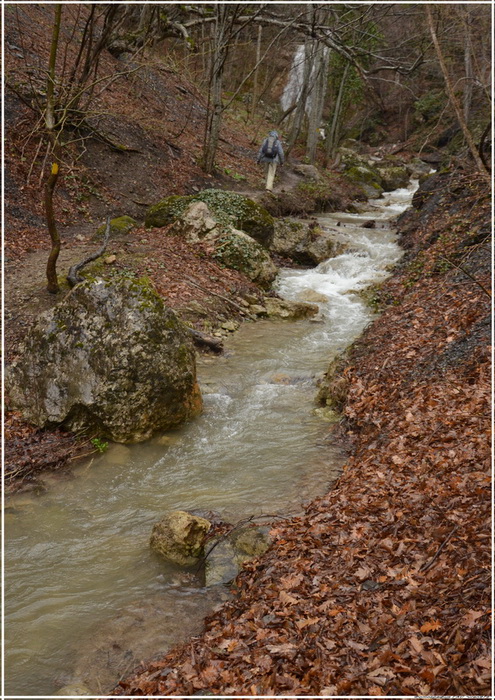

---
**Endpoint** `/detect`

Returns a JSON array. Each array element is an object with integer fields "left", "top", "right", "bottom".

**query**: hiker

[{"left": 257, "top": 130, "right": 284, "bottom": 192}]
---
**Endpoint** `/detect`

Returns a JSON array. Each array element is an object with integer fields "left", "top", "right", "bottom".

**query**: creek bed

[{"left": 4, "top": 181, "right": 417, "bottom": 696}]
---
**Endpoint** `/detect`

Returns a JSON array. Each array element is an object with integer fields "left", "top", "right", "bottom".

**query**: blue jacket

[{"left": 257, "top": 131, "right": 284, "bottom": 164}]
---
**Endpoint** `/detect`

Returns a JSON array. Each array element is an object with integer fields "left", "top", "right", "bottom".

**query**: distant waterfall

[
  {"left": 280, "top": 44, "right": 306, "bottom": 112},
  {"left": 281, "top": 43, "right": 329, "bottom": 116}
]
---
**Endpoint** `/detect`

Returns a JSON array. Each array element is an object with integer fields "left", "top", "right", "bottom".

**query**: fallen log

[{"left": 188, "top": 328, "right": 224, "bottom": 353}]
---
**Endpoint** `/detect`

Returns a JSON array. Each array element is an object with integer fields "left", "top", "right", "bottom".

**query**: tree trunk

[
  {"left": 250, "top": 25, "right": 263, "bottom": 121},
  {"left": 45, "top": 4, "right": 62, "bottom": 294},
  {"left": 202, "top": 6, "right": 229, "bottom": 173},
  {"left": 306, "top": 42, "right": 329, "bottom": 162},
  {"left": 325, "top": 61, "right": 350, "bottom": 163},
  {"left": 286, "top": 39, "right": 315, "bottom": 155},
  {"left": 425, "top": 6, "right": 489, "bottom": 181}
]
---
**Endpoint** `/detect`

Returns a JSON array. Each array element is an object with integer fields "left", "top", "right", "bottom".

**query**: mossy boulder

[
  {"left": 212, "top": 229, "right": 277, "bottom": 289},
  {"left": 146, "top": 189, "right": 274, "bottom": 247},
  {"left": 5, "top": 278, "right": 202, "bottom": 442},
  {"left": 376, "top": 166, "right": 410, "bottom": 191},
  {"left": 344, "top": 166, "right": 384, "bottom": 198},
  {"left": 93, "top": 215, "right": 138, "bottom": 240},
  {"left": 150, "top": 511, "right": 211, "bottom": 567},
  {"left": 271, "top": 218, "right": 346, "bottom": 265}
]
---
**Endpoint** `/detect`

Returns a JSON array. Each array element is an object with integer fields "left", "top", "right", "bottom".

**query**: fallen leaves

[{"left": 106, "top": 178, "right": 493, "bottom": 695}]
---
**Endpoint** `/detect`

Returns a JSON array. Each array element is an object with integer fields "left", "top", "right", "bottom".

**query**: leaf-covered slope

[{"left": 112, "top": 171, "right": 491, "bottom": 696}]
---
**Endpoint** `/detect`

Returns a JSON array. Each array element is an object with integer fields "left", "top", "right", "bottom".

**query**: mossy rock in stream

[
  {"left": 212, "top": 230, "right": 277, "bottom": 289},
  {"left": 145, "top": 190, "right": 274, "bottom": 247},
  {"left": 376, "top": 166, "right": 410, "bottom": 192},
  {"left": 344, "top": 166, "right": 384, "bottom": 198}
]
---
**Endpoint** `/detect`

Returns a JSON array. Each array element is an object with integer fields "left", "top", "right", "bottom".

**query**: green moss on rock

[
  {"left": 146, "top": 189, "right": 274, "bottom": 247},
  {"left": 93, "top": 216, "right": 138, "bottom": 240}
]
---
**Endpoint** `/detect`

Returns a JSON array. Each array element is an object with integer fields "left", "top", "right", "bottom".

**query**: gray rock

[
  {"left": 210, "top": 229, "right": 278, "bottom": 289},
  {"left": 263, "top": 297, "right": 318, "bottom": 320},
  {"left": 150, "top": 510, "right": 211, "bottom": 567},
  {"left": 170, "top": 201, "right": 218, "bottom": 242},
  {"left": 293, "top": 163, "right": 322, "bottom": 181},
  {"left": 6, "top": 278, "right": 202, "bottom": 443},
  {"left": 271, "top": 218, "right": 346, "bottom": 265},
  {"left": 205, "top": 525, "right": 272, "bottom": 587},
  {"left": 204, "top": 538, "right": 240, "bottom": 586}
]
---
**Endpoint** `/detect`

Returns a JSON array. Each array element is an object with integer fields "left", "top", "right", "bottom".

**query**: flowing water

[{"left": 4, "top": 181, "right": 417, "bottom": 696}]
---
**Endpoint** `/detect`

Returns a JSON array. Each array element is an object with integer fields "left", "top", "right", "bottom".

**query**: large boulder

[
  {"left": 5, "top": 277, "right": 202, "bottom": 442},
  {"left": 150, "top": 511, "right": 211, "bottom": 567},
  {"left": 271, "top": 218, "right": 346, "bottom": 265},
  {"left": 211, "top": 229, "right": 278, "bottom": 289},
  {"left": 170, "top": 201, "right": 219, "bottom": 242},
  {"left": 146, "top": 189, "right": 275, "bottom": 248},
  {"left": 344, "top": 165, "right": 384, "bottom": 198},
  {"left": 376, "top": 165, "right": 410, "bottom": 191}
]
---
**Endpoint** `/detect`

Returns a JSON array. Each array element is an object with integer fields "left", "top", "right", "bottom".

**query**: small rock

[
  {"left": 296, "top": 289, "right": 330, "bottom": 304},
  {"left": 104, "top": 444, "right": 131, "bottom": 465},
  {"left": 54, "top": 681, "right": 94, "bottom": 696},
  {"left": 249, "top": 304, "right": 267, "bottom": 317},
  {"left": 150, "top": 510, "right": 211, "bottom": 567},
  {"left": 221, "top": 320, "right": 239, "bottom": 332}
]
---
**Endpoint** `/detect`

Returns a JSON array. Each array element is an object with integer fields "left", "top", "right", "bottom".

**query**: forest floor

[{"left": 112, "top": 170, "right": 492, "bottom": 697}]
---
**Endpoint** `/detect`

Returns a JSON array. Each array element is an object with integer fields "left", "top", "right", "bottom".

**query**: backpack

[{"left": 262, "top": 135, "right": 278, "bottom": 158}]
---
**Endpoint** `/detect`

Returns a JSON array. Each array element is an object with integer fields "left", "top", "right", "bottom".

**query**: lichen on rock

[{"left": 5, "top": 277, "right": 202, "bottom": 443}]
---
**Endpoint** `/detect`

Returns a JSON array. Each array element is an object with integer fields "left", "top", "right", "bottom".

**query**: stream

[{"left": 4, "top": 181, "right": 418, "bottom": 696}]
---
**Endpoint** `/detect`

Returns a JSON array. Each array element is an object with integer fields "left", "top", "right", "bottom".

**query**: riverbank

[{"left": 112, "top": 168, "right": 491, "bottom": 696}]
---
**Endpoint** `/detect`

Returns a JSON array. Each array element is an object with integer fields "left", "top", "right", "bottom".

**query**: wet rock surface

[{"left": 150, "top": 511, "right": 211, "bottom": 567}]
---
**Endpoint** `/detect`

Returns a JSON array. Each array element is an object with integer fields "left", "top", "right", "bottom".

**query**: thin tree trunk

[
  {"left": 45, "top": 4, "right": 62, "bottom": 293},
  {"left": 250, "top": 25, "right": 262, "bottom": 121},
  {"left": 325, "top": 61, "right": 350, "bottom": 163},
  {"left": 286, "top": 39, "right": 315, "bottom": 155},
  {"left": 425, "top": 6, "right": 489, "bottom": 181},
  {"left": 306, "top": 42, "right": 329, "bottom": 162}
]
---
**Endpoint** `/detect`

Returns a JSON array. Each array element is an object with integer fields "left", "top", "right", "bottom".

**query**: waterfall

[{"left": 280, "top": 44, "right": 305, "bottom": 112}]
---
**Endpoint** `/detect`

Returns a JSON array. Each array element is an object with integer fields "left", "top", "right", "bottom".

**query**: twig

[
  {"left": 420, "top": 525, "right": 459, "bottom": 573},
  {"left": 440, "top": 255, "right": 491, "bottom": 298}
]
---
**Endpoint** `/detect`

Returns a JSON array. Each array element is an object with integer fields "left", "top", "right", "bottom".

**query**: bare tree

[{"left": 425, "top": 5, "right": 489, "bottom": 181}]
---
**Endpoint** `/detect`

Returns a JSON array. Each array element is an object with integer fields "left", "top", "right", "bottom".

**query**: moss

[
  {"left": 93, "top": 216, "right": 138, "bottom": 240},
  {"left": 145, "top": 189, "right": 274, "bottom": 245},
  {"left": 345, "top": 166, "right": 382, "bottom": 190}
]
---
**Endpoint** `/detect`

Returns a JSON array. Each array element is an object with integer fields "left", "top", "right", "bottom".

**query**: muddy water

[{"left": 4, "top": 181, "right": 417, "bottom": 696}]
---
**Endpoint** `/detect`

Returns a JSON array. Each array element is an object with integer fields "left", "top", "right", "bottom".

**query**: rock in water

[
  {"left": 150, "top": 510, "right": 211, "bottom": 566},
  {"left": 5, "top": 278, "right": 202, "bottom": 442}
]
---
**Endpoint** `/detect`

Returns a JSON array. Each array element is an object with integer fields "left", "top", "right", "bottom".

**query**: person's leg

[{"left": 266, "top": 161, "right": 277, "bottom": 191}]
